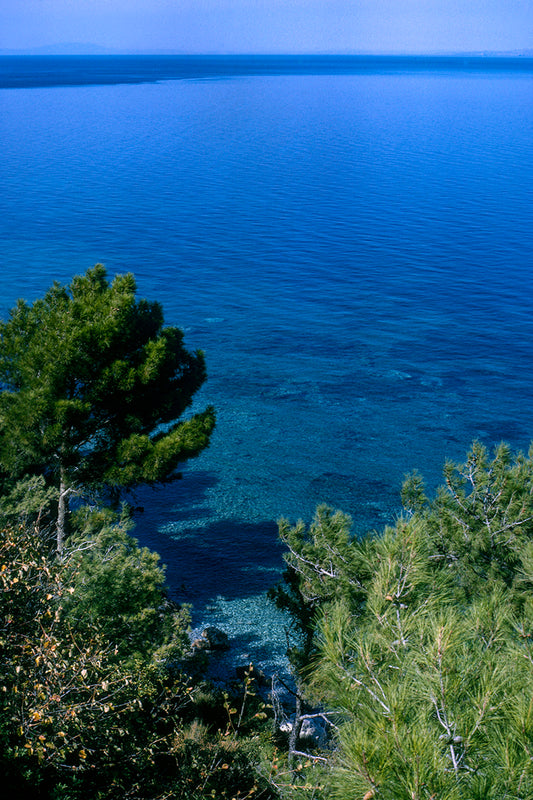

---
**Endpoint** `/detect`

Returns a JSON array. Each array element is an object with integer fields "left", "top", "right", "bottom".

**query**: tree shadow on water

[
  {"left": 141, "top": 517, "right": 284, "bottom": 606},
  {"left": 128, "top": 471, "right": 285, "bottom": 607},
  {"left": 128, "top": 469, "right": 218, "bottom": 523}
]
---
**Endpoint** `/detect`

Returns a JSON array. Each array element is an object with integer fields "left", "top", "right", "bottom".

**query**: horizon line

[{"left": 1, "top": 49, "right": 532, "bottom": 58}]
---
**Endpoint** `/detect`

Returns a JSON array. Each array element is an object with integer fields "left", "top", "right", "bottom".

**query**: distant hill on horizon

[
  {"left": 0, "top": 43, "right": 112, "bottom": 55},
  {"left": 1, "top": 44, "right": 533, "bottom": 57}
]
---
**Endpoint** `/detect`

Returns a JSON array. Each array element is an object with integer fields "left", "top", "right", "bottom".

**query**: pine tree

[
  {"left": 0, "top": 266, "right": 215, "bottom": 553},
  {"left": 273, "top": 443, "right": 533, "bottom": 799}
]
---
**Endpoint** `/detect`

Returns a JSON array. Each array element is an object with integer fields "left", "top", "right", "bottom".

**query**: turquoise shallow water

[{"left": 1, "top": 57, "right": 532, "bottom": 670}]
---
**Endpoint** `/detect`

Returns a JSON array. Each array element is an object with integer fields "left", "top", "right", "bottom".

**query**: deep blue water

[{"left": 1, "top": 56, "right": 532, "bottom": 670}]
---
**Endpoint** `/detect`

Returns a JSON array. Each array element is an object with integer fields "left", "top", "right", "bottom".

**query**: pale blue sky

[{"left": 1, "top": 0, "right": 531, "bottom": 55}]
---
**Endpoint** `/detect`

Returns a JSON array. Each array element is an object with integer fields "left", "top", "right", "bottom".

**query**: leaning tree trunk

[{"left": 56, "top": 466, "right": 68, "bottom": 556}]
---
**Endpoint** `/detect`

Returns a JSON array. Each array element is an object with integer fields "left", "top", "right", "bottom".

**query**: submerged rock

[{"left": 191, "top": 626, "right": 230, "bottom": 652}]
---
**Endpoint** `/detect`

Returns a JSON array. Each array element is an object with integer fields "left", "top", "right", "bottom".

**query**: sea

[{"left": 1, "top": 55, "right": 532, "bottom": 673}]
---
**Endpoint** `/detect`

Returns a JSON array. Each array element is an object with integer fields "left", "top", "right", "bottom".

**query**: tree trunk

[
  {"left": 56, "top": 467, "right": 68, "bottom": 556},
  {"left": 288, "top": 691, "right": 303, "bottom": 773}
]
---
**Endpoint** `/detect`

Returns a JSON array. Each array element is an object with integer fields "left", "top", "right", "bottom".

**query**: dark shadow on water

[
  {"left": 132, "top": 507, "right": 283, "bottom": 608},
  {"left": 126, "top": 469, "right": 218, "bottom": 516},
  {"left": 127, "top": 471, "right": 292, "bottom": 677},
  {"left": 201, "top": 630, "right": 293, "bottom": 684},
  {"left": 127, "top": 467, "right": 404, "bottom": 614}
]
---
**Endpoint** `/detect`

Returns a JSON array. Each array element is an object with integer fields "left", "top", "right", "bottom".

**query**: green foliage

[
  {"left": 314, "top": 556, "right": 533, "bottom": 798},
  {"left": 167, "top": 722, "right": 278, "bottom": 800},
  {"left": 273, "top": 442, "right": 533, "bottom": 799},
  {"left": 0, "top": 266, "right": 285, "bottom": 799},
  {"left": 421, "top": 440, "right": 533, "bottom": 604},
  {"left": 0, "top": 265, "right": 215, "bottom": 549},
  {"left": 62, "top": 509, "right": 190, "bottom": 665},
  {"left": 0, "top": 521, "right": 278, "bottom": 800},
  {"left": 0, "top": 473, "right": 58, "bottom": 533},
  {"left": 276, "top": 506, "right": 366, "bottom": 607},
  {"left": 0, "top": 521, "right": 157, "bottom": 796}
]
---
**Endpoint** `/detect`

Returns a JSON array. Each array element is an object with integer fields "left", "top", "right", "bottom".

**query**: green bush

[{"left": 273, "top": 442, "right": 533, "bottom": 799}]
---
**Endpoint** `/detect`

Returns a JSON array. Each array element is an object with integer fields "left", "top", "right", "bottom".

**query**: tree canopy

[
  {"left": 0, "top": 266, "right": 215, "bottom": 552},
  {"left": 272, "top": 442, "right": 533, "bottom": 799},
  {"left": 0, "top": 268, "right": 280, "bottom": 800}
]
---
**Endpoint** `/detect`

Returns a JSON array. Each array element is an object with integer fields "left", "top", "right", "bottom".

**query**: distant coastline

[
  {"left": 1, "top": 44, "right": 533, "bottom": 56},
  {"left": 1, "top": 53, "right": 532, "bottom": 90}
]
